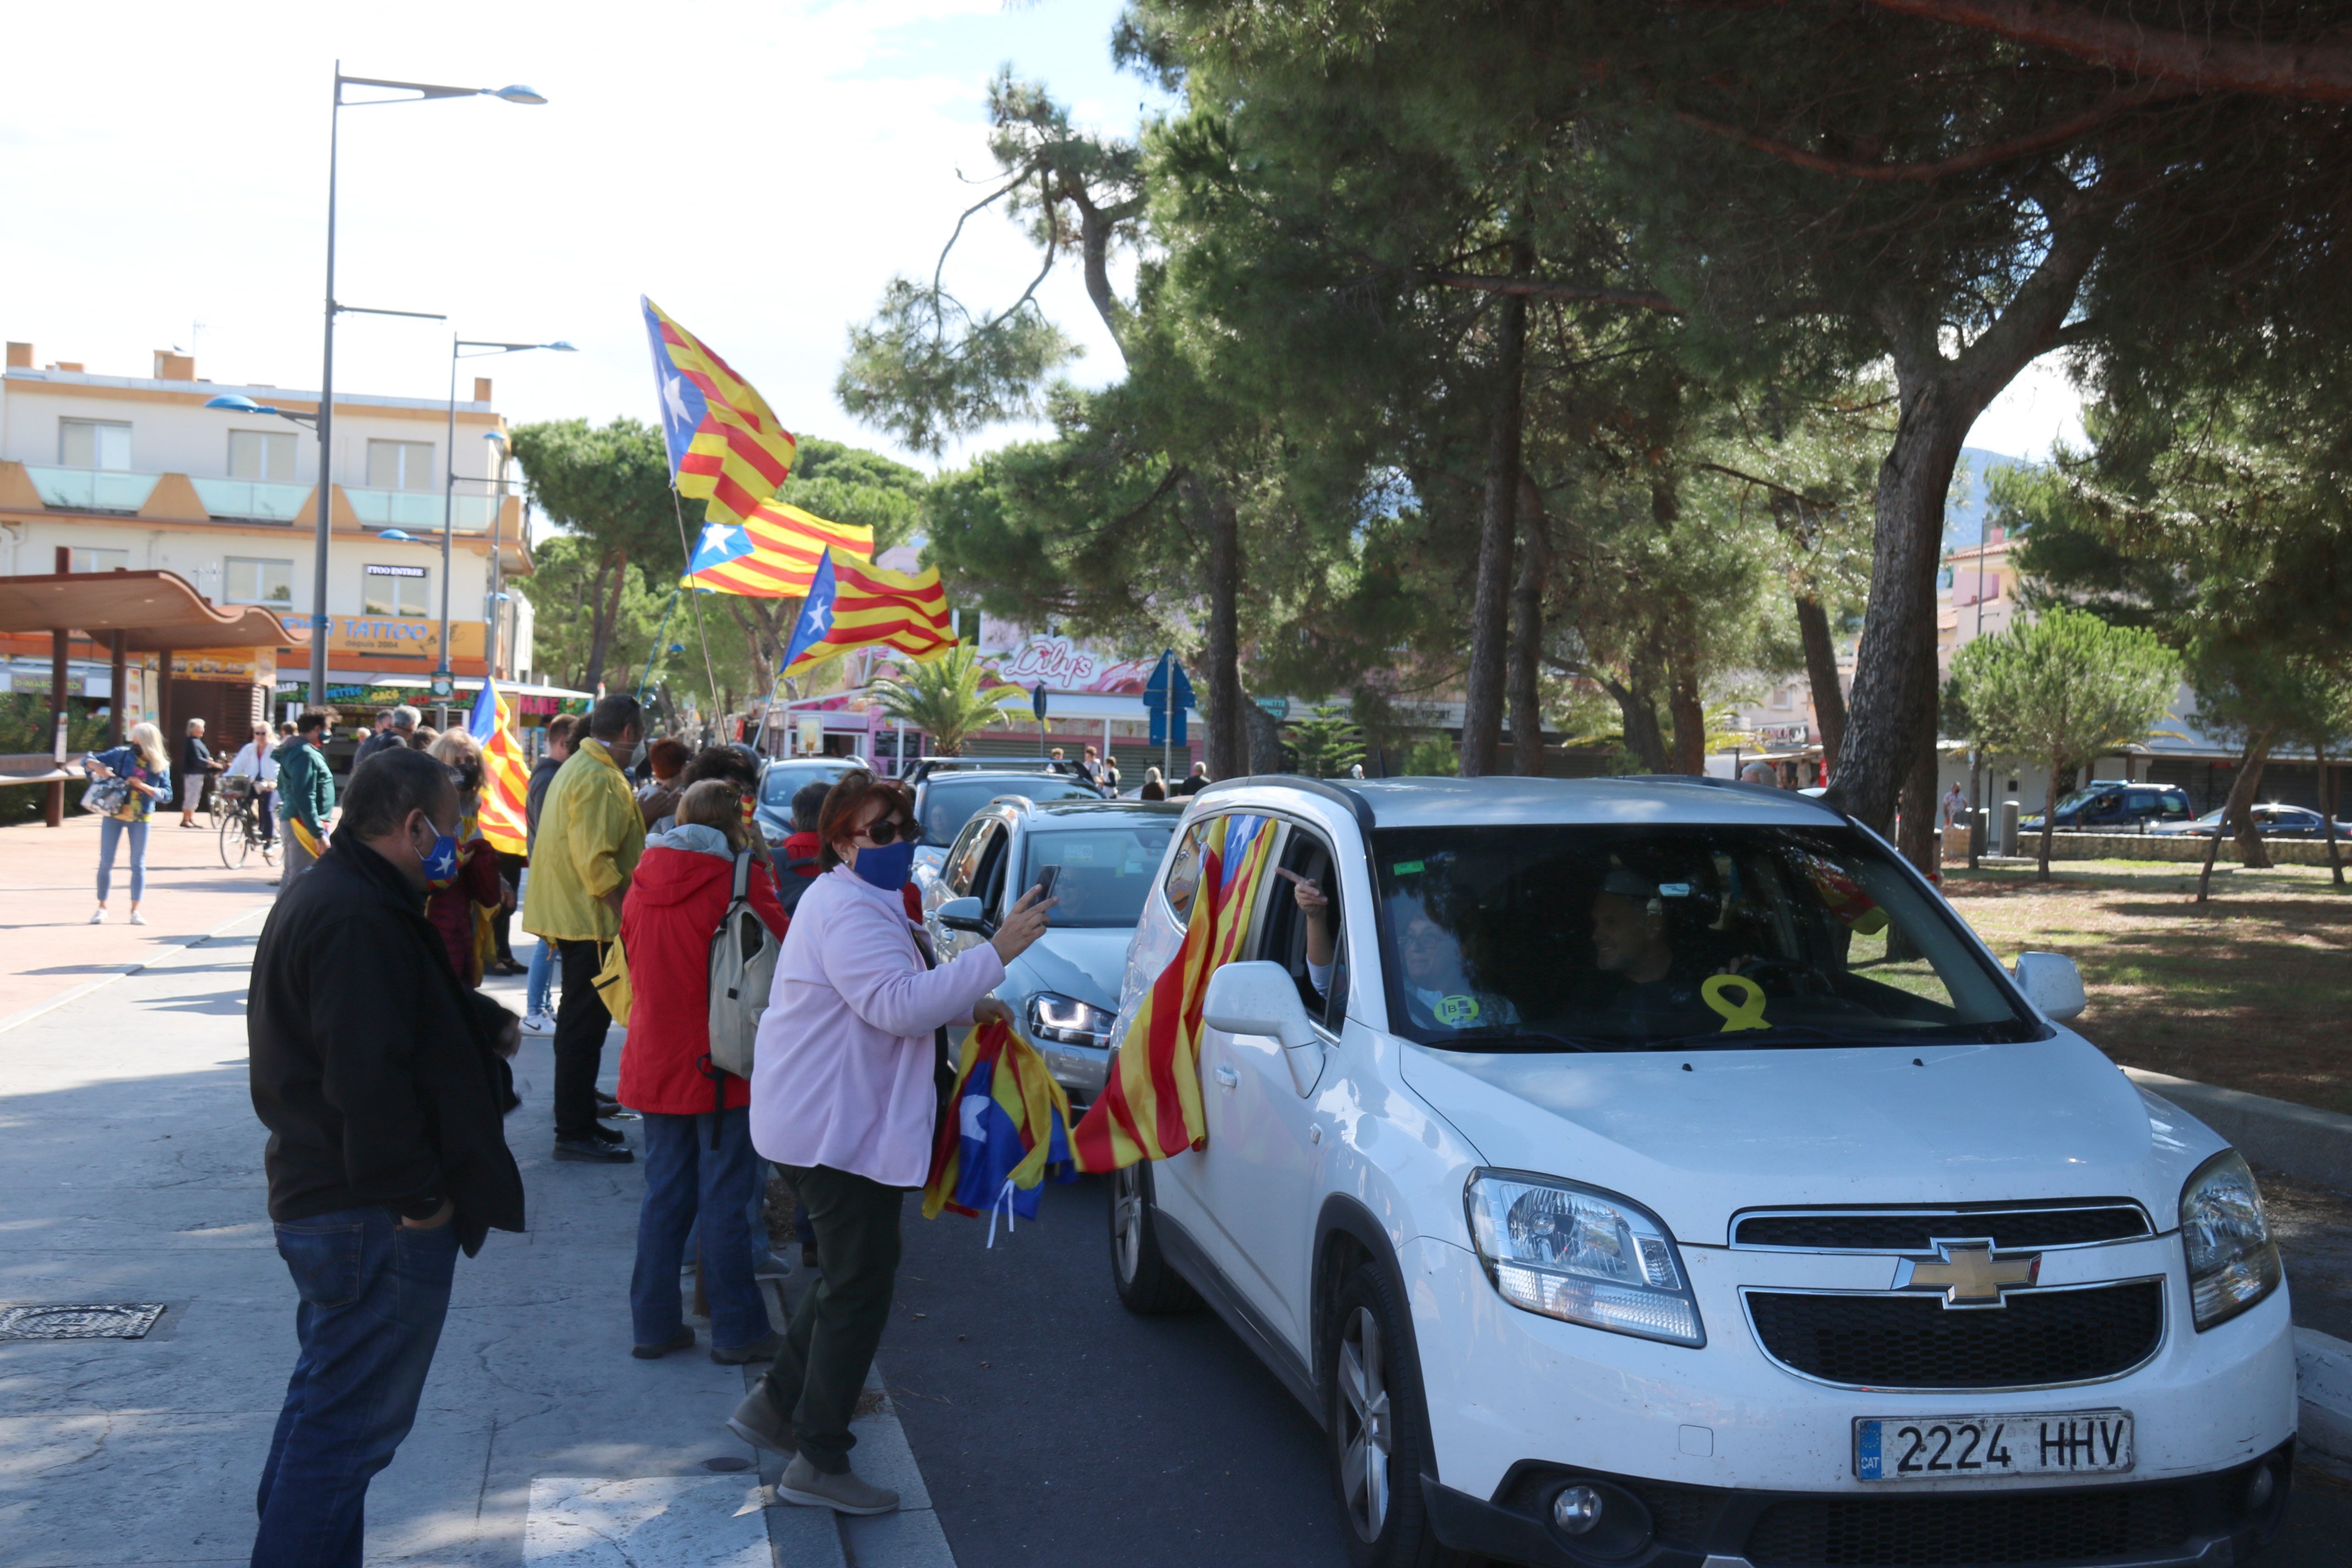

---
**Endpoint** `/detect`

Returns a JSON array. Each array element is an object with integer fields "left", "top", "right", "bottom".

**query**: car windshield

[
  {"left": 919, "top": 775, "right": 1101, "bottom": 845},
  {"left": 1370, "top": 824, "right": 2039, "bottom": 1052},
  {"left": 1021, "top": 821, "right": 1179, "bottom": 927},
  {"left": 759, "top": 760, "right": 857, "bottom": 809},
  {"left": 2049, "top": 787, "right": 2111, "bottom": 815}
]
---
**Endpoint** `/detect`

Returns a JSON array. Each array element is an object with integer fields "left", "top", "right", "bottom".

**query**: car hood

[
  {"left": 1396, "top": 1035, "right": 2223, "bottom": 1246},
  {"left": 1008, "top": 926, "right": 1133, "bottom": 1008}
]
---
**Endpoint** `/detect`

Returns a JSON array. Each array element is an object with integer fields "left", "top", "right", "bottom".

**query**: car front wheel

[
  {"left": 1328, "top": 1261, "right": 1458, "bottom": 1568},
  {"left": 1108, "top": 1160, "right": 1201, "bottom": 1314}
]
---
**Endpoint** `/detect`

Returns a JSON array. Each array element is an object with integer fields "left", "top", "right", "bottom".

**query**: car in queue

[
  {"left": 921, "top": 797, "right": 1181, "bottom": 1109},
  {"left": 1104, "top": 775, "right": 2295, "bottom": 1568},
  {"left": 907, "top": 760, "right": 1108, "bottom": 879},
  {"left": 2018, "top": 782, "right": 2193, "bottom": 834},
  {"left": 2149, "top": 802, "right": 2352, "bottom": 840},
  {"left": 752, "top": 756, "right": 864, "bottom": 843}
]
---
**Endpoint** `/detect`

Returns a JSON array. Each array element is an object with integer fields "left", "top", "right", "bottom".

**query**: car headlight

[
  {"left": 1027, "top": 992, "right": 1117, "bottom": 1048},
  {"left": 2180, "top": 1149, "right": 2282, "bottom": 1331},
  {"left": 1463, "top": 1171, "right": 1705, "bottom": 1346}
]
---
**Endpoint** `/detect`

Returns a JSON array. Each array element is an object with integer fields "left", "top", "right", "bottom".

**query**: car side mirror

[
  {"left": 1204, "top": 960, "right": 1325, "bottom": 1096},
  {"left": 2013, "top": 951, "right": 2086, "bottom": 1022},
  {"left": 938, "top": 895, "right": 993, "bottom": 936}
]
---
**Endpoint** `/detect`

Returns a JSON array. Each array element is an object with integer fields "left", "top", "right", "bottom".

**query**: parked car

[
  {"left": 1106, "top": 775, "right": 2295, "bottom": 1568},
  {"left": 2150, "top": 802, "right": 2352, "bottom": 840},
  {"left": 921, "top": 797, "right": 1181, "bottom": 1107},
  {"left": 752, "top": 756, "right": 863, "bottom": 843},
  {"left": 2019, "top": 781, "right": 2192, "bottom": 833},
  {"left": 909, "top": 761, "right": 1108, "bottom": 878}
]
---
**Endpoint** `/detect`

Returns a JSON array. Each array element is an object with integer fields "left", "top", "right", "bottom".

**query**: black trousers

[
  {"left": 551, "top": 938, "right": 612, "bottom": 1140},
  {"left": 761, "top": 1164, "right": 903, "bottom": 1474},
  {"left": 491, "top": 852, "right": 526, "bottom": 962}
]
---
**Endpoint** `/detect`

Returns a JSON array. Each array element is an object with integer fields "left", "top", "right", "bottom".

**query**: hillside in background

[{"left": 1946, "top": 447, "right": 2029, "bottom": 551}]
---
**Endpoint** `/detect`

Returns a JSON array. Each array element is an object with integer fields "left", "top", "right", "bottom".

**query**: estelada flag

[
  {"left": 642, "top": 296, "right": 797, "bottom": 526},
  {"left": 465, "top": 678, "right": 531, "bottom": 856},
  {"left": 684, "top": 498, "right": 873, "bottom": 598},
  {"left": 1071, "top": 813, "right": 1278, "bottom": 1172},
  {"left": 922, "top": 1020, "right": 1077, "bottom": 1232},
  {"left": 778, "top": 548, "right": 956, "bottom": 674}
]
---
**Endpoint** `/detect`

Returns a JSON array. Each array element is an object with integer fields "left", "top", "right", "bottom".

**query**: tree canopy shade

[
  {"left": 1949, "top": 607, "right": 2178, "bottom": 878},
  {"left": 508, "top": 418, "right": 682, "bottom": 694},
  {"left": 866, "top": 643, "right": 1020, "bottom": 757}
]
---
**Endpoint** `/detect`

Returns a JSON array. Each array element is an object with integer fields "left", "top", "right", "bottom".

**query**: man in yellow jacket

[{"left": 524, "top": 694, "right": 657, "bottom": 1163}]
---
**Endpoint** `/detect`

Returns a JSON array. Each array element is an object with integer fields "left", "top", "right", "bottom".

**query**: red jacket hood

[
  {"left": 781, "top": 831, "right": 822, "bottom": 876},
  {"left": 629, "top": 841, "right": 736, "bottom": 910}
]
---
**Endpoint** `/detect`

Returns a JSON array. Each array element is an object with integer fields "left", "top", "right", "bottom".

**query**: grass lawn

[{"left": 1940, "top": 858, "right": 2352, "bottom": 1116}]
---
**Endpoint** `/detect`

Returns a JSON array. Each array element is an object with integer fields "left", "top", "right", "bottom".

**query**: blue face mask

[
  {"left": 417, "top": 816, "right": 460, "bottom": 881},
  {"left": 851, "top": 838, "right": 916, "bottom": 891}
]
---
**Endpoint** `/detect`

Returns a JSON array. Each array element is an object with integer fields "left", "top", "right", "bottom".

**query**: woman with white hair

[{"left": 83, "top": 722, "right": 173, "bottom": 924}]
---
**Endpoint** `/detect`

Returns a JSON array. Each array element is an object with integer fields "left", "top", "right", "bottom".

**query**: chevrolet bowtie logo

[{"left": 1893, "top": 1240, "right": 2041, "bottom": 1308}]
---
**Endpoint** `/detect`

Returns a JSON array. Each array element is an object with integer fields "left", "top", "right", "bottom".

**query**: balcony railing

[
  {"left": 344, "top": 487, "right": 499, "bottom": 533},
  {"left": 192, "top": 477, "right": 312, "bottom": 522},
  {"left": 25, "top": 466, "right": 161, "bottom": 513}
]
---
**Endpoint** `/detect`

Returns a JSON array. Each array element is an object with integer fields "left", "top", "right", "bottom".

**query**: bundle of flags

[
  {"left": 923, "top": 1020, "right": 1077, "bottom": 1239},
  {"left": 642, "top": 296, "right": 798, "bottom": 528},
  {"left": 1071, "top": 813, "right": 1278, "bottom": 1172},
  {"left": 777, "top": 548, "right": 957, "bottom": 674},
  {"left": 465, "top": 678, "right": 532, "bottom": 857}
]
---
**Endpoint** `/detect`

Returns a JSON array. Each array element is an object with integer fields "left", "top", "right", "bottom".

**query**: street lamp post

[
  {"left": 305, "top": 66, "right": 546, "bottom": 718},
  {"left": 436, "top": 338, "right": 573, "bottom": 711}
]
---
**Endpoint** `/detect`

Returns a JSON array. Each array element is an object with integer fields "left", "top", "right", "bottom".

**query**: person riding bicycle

[{"left": 225, "top": 722, "right": 280, "bottom": 849}]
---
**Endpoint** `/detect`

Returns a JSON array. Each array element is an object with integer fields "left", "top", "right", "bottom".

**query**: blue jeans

[
  {"left": 252, "top": 1206, "right": 459, "bottom": 1568},
  {"left": 526, "top": 938, "right": 557, "bottom": 1017},
  {"left": 631, "top": 1107, "right": 767, "bottom": 1351},
  {"left": 96, "top": 815, "right": 149, "bottom": 902}
]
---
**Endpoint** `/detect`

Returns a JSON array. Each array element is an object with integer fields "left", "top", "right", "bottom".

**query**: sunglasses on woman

[{"left": 857, "top": 816, "right": 916, "bottom": 846}]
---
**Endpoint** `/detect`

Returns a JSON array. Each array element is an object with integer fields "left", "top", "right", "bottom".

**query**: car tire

[
  {"left": 1328, "top": 1261, "right": 1461, "bottom": 1568},
  {"left": 1108, "top": 1161, "right": 1201, "bottom": 1315}
]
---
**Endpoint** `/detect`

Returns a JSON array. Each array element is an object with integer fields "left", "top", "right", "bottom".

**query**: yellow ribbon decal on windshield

[{"left": 1701, "top": 974, "right": 1771, "bottom": 1033}]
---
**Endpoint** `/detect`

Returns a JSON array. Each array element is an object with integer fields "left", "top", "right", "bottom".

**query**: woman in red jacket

[{"left": 620, "top": 780, "right": 789, "bottom": 1364}]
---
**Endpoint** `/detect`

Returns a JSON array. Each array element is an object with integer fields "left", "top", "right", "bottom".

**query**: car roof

[
  {"left": 1207, "top": 774, "right": 1851, "bottom": 829},
  {"left": 1020, "top": 798, "right": 1183, "bottom": 826}
]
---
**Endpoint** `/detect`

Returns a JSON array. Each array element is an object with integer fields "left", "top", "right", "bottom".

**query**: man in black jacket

[{"left": 246, "top": 746, "right": 525, "bottom": 1568}]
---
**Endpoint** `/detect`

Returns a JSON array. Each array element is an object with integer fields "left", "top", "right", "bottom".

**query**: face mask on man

[{"left": 411, "top": 809, "right": 460, "bottom": 883}]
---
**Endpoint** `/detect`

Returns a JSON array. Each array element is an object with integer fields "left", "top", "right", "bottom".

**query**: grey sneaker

[
  {"left": 774, "top": 1454, "right": 898, "bottom": 1515},
  {"left": 726, "top": 1377, "right": 796, "bottom": 1456},
  {"left": 711, "top": 1329, "right": 783, "bottom": 1366},
  {"left": 753, "top": 1250, "right": 793, "bottom": 1280}
]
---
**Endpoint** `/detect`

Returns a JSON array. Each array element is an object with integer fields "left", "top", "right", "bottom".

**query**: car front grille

[
  {"left": 1746, "top": 1281, "right": 2164, "bottom": 1389},
  {"left": 1744, "top": 1485, "right": 2195, "bottom": 1566},
  {"left": 1734, "top": 1204, "right": 2150, "bottom": 1251}
]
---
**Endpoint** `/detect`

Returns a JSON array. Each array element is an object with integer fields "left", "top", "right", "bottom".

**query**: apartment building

[{"left": 0, "top": 340, "right": 535, "bottom": 735}]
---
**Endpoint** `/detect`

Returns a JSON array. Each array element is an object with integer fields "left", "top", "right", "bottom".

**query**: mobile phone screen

[{"left": 1033, "top": 863, "right": 1061, "bottom": 903}]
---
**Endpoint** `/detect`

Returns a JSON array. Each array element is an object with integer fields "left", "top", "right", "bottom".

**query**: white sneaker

[
  {"left": 129, "top": 912, "right": 147, "bottom": 925},
  {"left": 521, "top": 1012, "right": 555, "bottom": 1036},
  {"left": 89, "top": 907, "right": 106, "bottom": 924}
]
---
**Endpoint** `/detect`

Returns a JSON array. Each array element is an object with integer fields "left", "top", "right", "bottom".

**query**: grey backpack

[{"left": 707, "top": 852, "right": 779, "bottom": 1079}]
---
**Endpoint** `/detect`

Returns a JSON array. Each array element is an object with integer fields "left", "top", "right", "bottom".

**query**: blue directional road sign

[{"left": 1145, "top": 650, "right": 1194, "bottom": 747}]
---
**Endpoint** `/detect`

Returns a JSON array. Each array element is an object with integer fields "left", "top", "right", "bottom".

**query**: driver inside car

[{"left": 1590, "top": 866, "right": 1761, "bottom": 1029}]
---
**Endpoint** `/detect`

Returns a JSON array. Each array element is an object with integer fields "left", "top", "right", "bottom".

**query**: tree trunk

[
  {"left": 2233, "top": 737, "right": 2274, "bottom": 869},
  {"left": 1459, "top": 284, "right": 1527, "bottom": 777},
  {"left": 2197, "top": 727, "right": 2272, "bottom": 902},
  {"left": 1508, "top": 476, "right": 1550, "bottom": 777},
  {"left": 1897, "top": 626, "right": 1942, "bottom": 876},
  {"left": 582, "top": 551, "right": 627, "bottom": 694},
  {"left": 1667, "top": 639, "right": 1707, "bottom": 775},
  {"left": 2322, "top": 746, "right": 2344, "bottom": 888},
  {"left": 1189, "top": 476, "right": 1247, "bottom": 781},
  {"left": 2038, "top": 763, "right": 2061, "bottom": 881},
  {"left": 1240, "top": 689, "right": 1287, "bottom": 775},
  {"left": 1602, "top": 669, "right": 1671, "bottom": 774},
  {"left": 1794, "top": 593, "right": 1848, "bottom": 774}
]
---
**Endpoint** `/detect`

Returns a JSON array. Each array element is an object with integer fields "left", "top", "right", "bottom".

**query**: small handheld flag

[
  {"left": 642, "top": 297, "right": 798, "bottom": 525},
  {"left": 465, "top": 679, "right": 532, "bottom": 856},
  {"left": 923, "top": 1020, "right": 1077, "bottom": 1239},
  {"left": 685, "top": 499, "right": 874, "bottom": 598}
]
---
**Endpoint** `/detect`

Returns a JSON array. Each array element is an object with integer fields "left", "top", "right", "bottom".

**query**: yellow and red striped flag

[
  {"left": 642, "top": 296, "right": 797, "bottom": 525},
  {"left": 684, "top": 499, "right": 873, "bottom": 598},
  {"left": 1070, "top": 813, "right": 1279, "bottom": 1172},
  {"left": 778, "top": 548, "right": 957, "bottom": 674},
  {"left": 465, "top": 679, "right": 531, "bottom": 856}
]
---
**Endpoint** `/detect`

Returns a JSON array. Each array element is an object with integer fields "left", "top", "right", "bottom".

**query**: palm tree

[{"left": 868, "top": 642, "right": 1021, "bottom": 756}]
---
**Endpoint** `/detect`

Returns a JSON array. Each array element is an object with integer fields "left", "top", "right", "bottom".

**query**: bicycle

[{"left": 217, "top": 776, "right": 279, "bottom": 870}]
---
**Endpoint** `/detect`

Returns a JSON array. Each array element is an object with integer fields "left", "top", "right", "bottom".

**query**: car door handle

[{"left": 1215, "top": 1065, "right": 1239, "bottom": 1088}]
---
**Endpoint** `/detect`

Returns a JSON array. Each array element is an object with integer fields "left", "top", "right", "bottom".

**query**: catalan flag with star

[
  {"left": 776, "top": 547, "right": 957, "bottom": 674},
  {"left": 684, "top": 499, "right": 873, "bottom": 598},
  {"left": 464, "top": 677, "right": 532, "bottom": 856},
  {"left": 922, "top": 1019, "right": 1077, "bottom": 1234},
  {"left": 1070, "top": 813, "right": 1278, "bottom": 1172},
  {"left": 642, "top": 296, "right": 797, "bottom": 525}
]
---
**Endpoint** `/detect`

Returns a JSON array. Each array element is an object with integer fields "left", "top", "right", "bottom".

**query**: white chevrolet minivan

[{"left": 1104, "top": 776, "right": 2296, "bottom": 1568}]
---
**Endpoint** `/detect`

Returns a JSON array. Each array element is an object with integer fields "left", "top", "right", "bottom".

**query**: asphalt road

[{"left": 871, "top": 1173, "right": 2351, "bottom": 1568}]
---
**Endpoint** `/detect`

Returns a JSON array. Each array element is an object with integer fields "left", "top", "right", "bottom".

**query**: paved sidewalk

[
  {"left": 0, "top": 910, "right": 951, "bottom": 1567},
  {"left": 0, "top": 814, "right": 279, "bottom": 1026}
]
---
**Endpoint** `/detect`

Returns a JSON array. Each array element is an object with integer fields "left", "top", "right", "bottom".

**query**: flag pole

[{"left": 668, "top": 486, "right": 724, "bottom": 742}]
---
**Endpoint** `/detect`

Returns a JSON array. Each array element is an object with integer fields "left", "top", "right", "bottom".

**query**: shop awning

[{"left": 0, "top": 571, "right": 307, "bottom": 651}]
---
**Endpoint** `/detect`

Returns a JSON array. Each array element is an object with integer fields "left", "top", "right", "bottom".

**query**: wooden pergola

[{"left": 0, "top": 555, "right": 306, "bottom": 825}]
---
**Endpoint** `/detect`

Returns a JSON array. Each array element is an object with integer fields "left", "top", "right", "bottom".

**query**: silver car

[{"left": 919, "top": 797, "right": 1182, "bottom": 1107}]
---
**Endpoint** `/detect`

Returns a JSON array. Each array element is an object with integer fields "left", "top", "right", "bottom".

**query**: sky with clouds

[{"left": 0, "top": 0, "right": 2079, "bottom": 472}]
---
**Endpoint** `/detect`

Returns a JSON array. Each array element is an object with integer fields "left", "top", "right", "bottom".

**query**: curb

[
  {"left": 2122, "top": 1067, "right": 2352, "bottom": 1195},
  {"left": 2299, "top": 1328, "right": 2352, "bottom": 1465},
  {"left": 0, "top": 900, "right": 273, "bottom": 1036}
]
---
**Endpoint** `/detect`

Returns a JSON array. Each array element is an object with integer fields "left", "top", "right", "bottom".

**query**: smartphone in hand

[{"left": 1032, "top": 863, "right": 1061, "bottom": 903}]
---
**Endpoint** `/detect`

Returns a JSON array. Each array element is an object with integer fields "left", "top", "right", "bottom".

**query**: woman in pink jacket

[{"left": 726, "top": 771, "right": 1052, "bottom": 1516}]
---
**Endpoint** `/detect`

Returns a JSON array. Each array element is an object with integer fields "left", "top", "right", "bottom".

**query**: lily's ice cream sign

[{"left": 987, "top": 634, "right": 1155, "bottom": 695}]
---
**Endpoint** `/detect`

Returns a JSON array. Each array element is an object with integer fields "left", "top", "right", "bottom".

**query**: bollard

[
  {"left": 1972, "top": 806, "right": 1989, "bottom": 858},
  {"left": 2001, "top": 799, "right": 2021, "bottom": 857}
]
